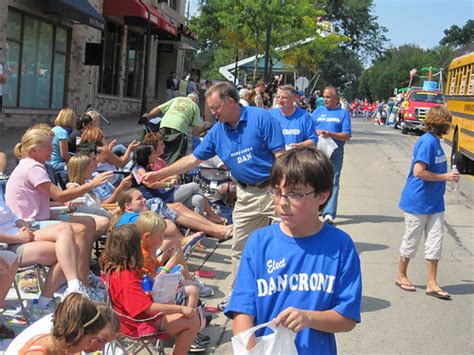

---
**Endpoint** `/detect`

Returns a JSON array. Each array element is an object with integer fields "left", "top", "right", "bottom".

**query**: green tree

[
  {"left": 439, "top": 20, "right": 474, "bottom": 50},
  {"left": 321, "top": 0, "right": 388, "bottom": 60},
  {"left": 189, "top": 0, "right": 341, "bottom": 82}
]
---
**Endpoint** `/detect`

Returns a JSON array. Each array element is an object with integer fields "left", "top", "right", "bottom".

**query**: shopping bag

[
  {"left": 152, "top": 272, "right": 181, "bottom": 304},
  {"left": 231, "top": 321, "right": 297, "bottom": 355},
  {"left": 317, "top": 136, "right": 338, "bottom": 158}
]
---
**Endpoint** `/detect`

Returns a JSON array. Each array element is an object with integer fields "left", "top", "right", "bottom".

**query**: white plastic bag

[
  {"left": 317, "top": 136, "right": 338, "bottom": 158},
  {"left": 152, "top": 272, "right": 181, "bottom": 304},
  {"left": 231, "top": 321, "right": 297, "bottom": 355}
]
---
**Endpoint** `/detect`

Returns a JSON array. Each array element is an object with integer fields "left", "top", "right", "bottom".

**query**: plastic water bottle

[
  {"left": 452, "top": 165, "right": 459, "bottom": 191},
  {"left": 30, "top": 299, "right": 41, "bottom": 321},
  {"left": 141, "top": 273, "right": 153, "bottom": 293}
]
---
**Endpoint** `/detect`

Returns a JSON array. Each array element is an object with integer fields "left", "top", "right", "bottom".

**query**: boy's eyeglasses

[{"left": 269, "top": 189, "right": 316, "bottom": 202}]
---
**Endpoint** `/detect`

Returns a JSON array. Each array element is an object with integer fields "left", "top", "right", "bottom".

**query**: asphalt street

[{"left": 186, "top": 119, "right": 474, "bottom": 355}]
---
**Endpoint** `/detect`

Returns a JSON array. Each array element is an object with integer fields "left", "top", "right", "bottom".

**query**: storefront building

[{"left": 0, "top": 0, "right": 197, "bottom": 128}]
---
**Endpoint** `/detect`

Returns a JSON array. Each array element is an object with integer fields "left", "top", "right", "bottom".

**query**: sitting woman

[
  {"left": 80, "top": 126, "right": 139, "bottom": 185},
  {"left": 0, "top": 198, "right": 89, "bottom": 318},
  {"left": 66, "top": 152, "right": 112, "bottom": 236},
  {"left": 15, "top": 293, "right": 110, "bottom": 354},
  {"left": 50, "top": 108, "right": 76, "bottom": 172},
  {"left": 5, "top": 128, "right": 113, "bottom": 294},
  {"left": 133, "top": 143, "right": 226, "bottom": 224}
]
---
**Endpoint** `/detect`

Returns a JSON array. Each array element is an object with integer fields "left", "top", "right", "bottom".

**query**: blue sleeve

[
  {"left": 304, "top": 112, "right": 318, "bottom": 143},
  {"left": 341, "top": 110, "right": 352, "bottom": 135},
  {"left": 54, "top": 127, "right": 69, "bottom": 140},
  {"left": 259, "top": 111, "right": 285, "bottom": 153},
  {"left": 413, "top": 138, "right": 431, "bottom": 166},
  {"left": 332, "top": 238, "right": 362, "bottom": 322},
  {"left": 224, "top": 234, "right": 258, "bottom": 319},
  {"left": 193, "top": 126, "right": 217, "bottom": 161}
]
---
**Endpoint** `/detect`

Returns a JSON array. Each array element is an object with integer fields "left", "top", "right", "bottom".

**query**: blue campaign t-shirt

[
  {"left": 193, "top": 106, "right": 285, "bottom": 184},
  {"left": 50, "top": 126, "right": 70, "bottom": 168},
  {"left": 399, "top": 132, "right": 447, "bottom": 214},
  {"left": 311, "top": 107, "right": 351, "bottom": 147},
  {"left": 116, "top": 211, "right": 139, "bottom": 227},
  {"left": 269, "top": 107, "right": 317, "bottom": 150},
  {"left": 225, "top": 223, "right": 362, "bottom": 355}
]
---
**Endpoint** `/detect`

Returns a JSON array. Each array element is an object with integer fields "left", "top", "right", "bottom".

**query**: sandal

[
  {"left": 218, "top": 226, "right": 233, "bottom": 244},
  {"left": 0, "top": 323, "right": 16, "bottom": 339}
]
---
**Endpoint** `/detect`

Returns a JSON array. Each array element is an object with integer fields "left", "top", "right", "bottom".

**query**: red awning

[{"left": 103, "top": 0, "right": 178, "bottom": 37}]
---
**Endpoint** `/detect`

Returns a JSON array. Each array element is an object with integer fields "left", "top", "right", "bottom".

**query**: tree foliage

[
  {"left": 189, "top": 0, "right": 345, "bottom": 81},
  {"left": 439, "top": 19, "right": 474, "bottom": 50},
  {"left": 321, "top": 0, "right": 388, "bottom": 61},
  {"left": 355, "top": 45, "right": 457, "bottom": 101}
]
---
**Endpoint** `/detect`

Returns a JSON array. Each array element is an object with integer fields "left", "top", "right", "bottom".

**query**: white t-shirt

[
  {"left": 6, "top": 314, "right": 52, "bottom": 354},
  {"left": 0, "top": 198, "right": 20, "bottom": 236}
]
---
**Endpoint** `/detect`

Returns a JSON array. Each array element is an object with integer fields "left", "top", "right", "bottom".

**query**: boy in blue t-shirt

[{"left": 225, "top": 147, "right": 361, "bottom": 355}]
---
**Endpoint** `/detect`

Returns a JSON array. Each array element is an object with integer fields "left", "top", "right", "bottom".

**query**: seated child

[
  {"left": 99, "top": 224, "right": 201, "bottom": 354},
  {"left": 137, "top": 211, "right": 210, "bottom": 349},
  {"left": 225, "top": 147, "right": 362, "bottom": 354}
]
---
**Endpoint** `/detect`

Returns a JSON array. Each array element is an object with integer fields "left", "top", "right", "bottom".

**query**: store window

[
  {"left": 5, "top": 9, "right": 68, "bottom": 109},
  {"left": 124, "top": 30, "right": 144, "bottom": 98},
  {"left": 98, "top": 21, "right": 122, "bottom": 95}
]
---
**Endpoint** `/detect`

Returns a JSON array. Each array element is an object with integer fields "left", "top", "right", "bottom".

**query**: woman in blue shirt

[{"left": 396, "top": 106, "right": 459, "bottom": 300}]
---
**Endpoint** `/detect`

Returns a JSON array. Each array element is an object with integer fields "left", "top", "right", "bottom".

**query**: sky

[
  {"left": 367, "top": 0, "right": 472, "bottom": 49},
  {"left": 189, "top": 0, "right": 473, "bottom": 49}
]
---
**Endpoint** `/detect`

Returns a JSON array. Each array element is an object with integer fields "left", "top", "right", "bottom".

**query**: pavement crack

[{"left": 445, "top": 221, "right": 472, "bottom": 256}]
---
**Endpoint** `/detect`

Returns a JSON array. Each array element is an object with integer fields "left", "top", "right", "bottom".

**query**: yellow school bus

[{"left": 444, "top": 52, "right": 474, "bottom": 173}]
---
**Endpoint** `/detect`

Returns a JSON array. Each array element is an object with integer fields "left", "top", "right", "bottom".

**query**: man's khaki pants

[{"left": 231, "top": 184, "right": 275, "bottom": 284}]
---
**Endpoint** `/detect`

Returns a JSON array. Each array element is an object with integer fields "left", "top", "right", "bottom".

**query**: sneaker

[
  {"left": 189, "top": 336, "right": 208, "bottom": 353},
  {"left": 193, "top": 276, "right": 214, "bottom": 297},
  {"left": 29, "top": 300, "right": 56, "bottom": 322},
  {"left": 217, "top": 293, "right": 231, "bottom": 312},
  {"left": 196, "top": 332, "right": 211, "bottom": 345},
  {"left": 87, "top": 272, "right": 105, "bottom": 289},
  {"left": 63, "top": 282, "right": 89, "bottom": 300},
  {"left": 323, "top": 214, "right": 335, "bottom": 225},
  {"left": 86, "top": 287, "right": 105, "bottom": 302}
]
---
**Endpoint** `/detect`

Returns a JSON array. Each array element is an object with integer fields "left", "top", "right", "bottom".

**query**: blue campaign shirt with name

[
  {"left": 225, "top": 223, "right": 362, "bottom": 355},
  {"left": 399, "top": 132, "right": 447, "bottom": 214},
  {"left": 311, "top": 107, "right": 352, "bottom": 147},
  {"left": 269, "top": 107, "right": 318, "bottom": 149},
  {"left": 193, "top": 106, "right": 285, "bottom": 184}
]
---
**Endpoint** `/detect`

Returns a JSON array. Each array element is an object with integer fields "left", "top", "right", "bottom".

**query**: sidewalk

[
  {"left": 0, "top": 114, "right": 143, "bottom": 174},
  {"left": 182, "top": 238, "right": 234, "bottom": 354}
]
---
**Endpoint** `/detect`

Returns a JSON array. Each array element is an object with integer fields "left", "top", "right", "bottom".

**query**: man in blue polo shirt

[
  {"left": 269, "top": 85, "right": 317, "bottom": 150},
  {"left": 143, "top": 82, "right": 286, "bottom": 310},
  {"left": 311, "top": 86, "right": 351, "bottom": 225}
]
